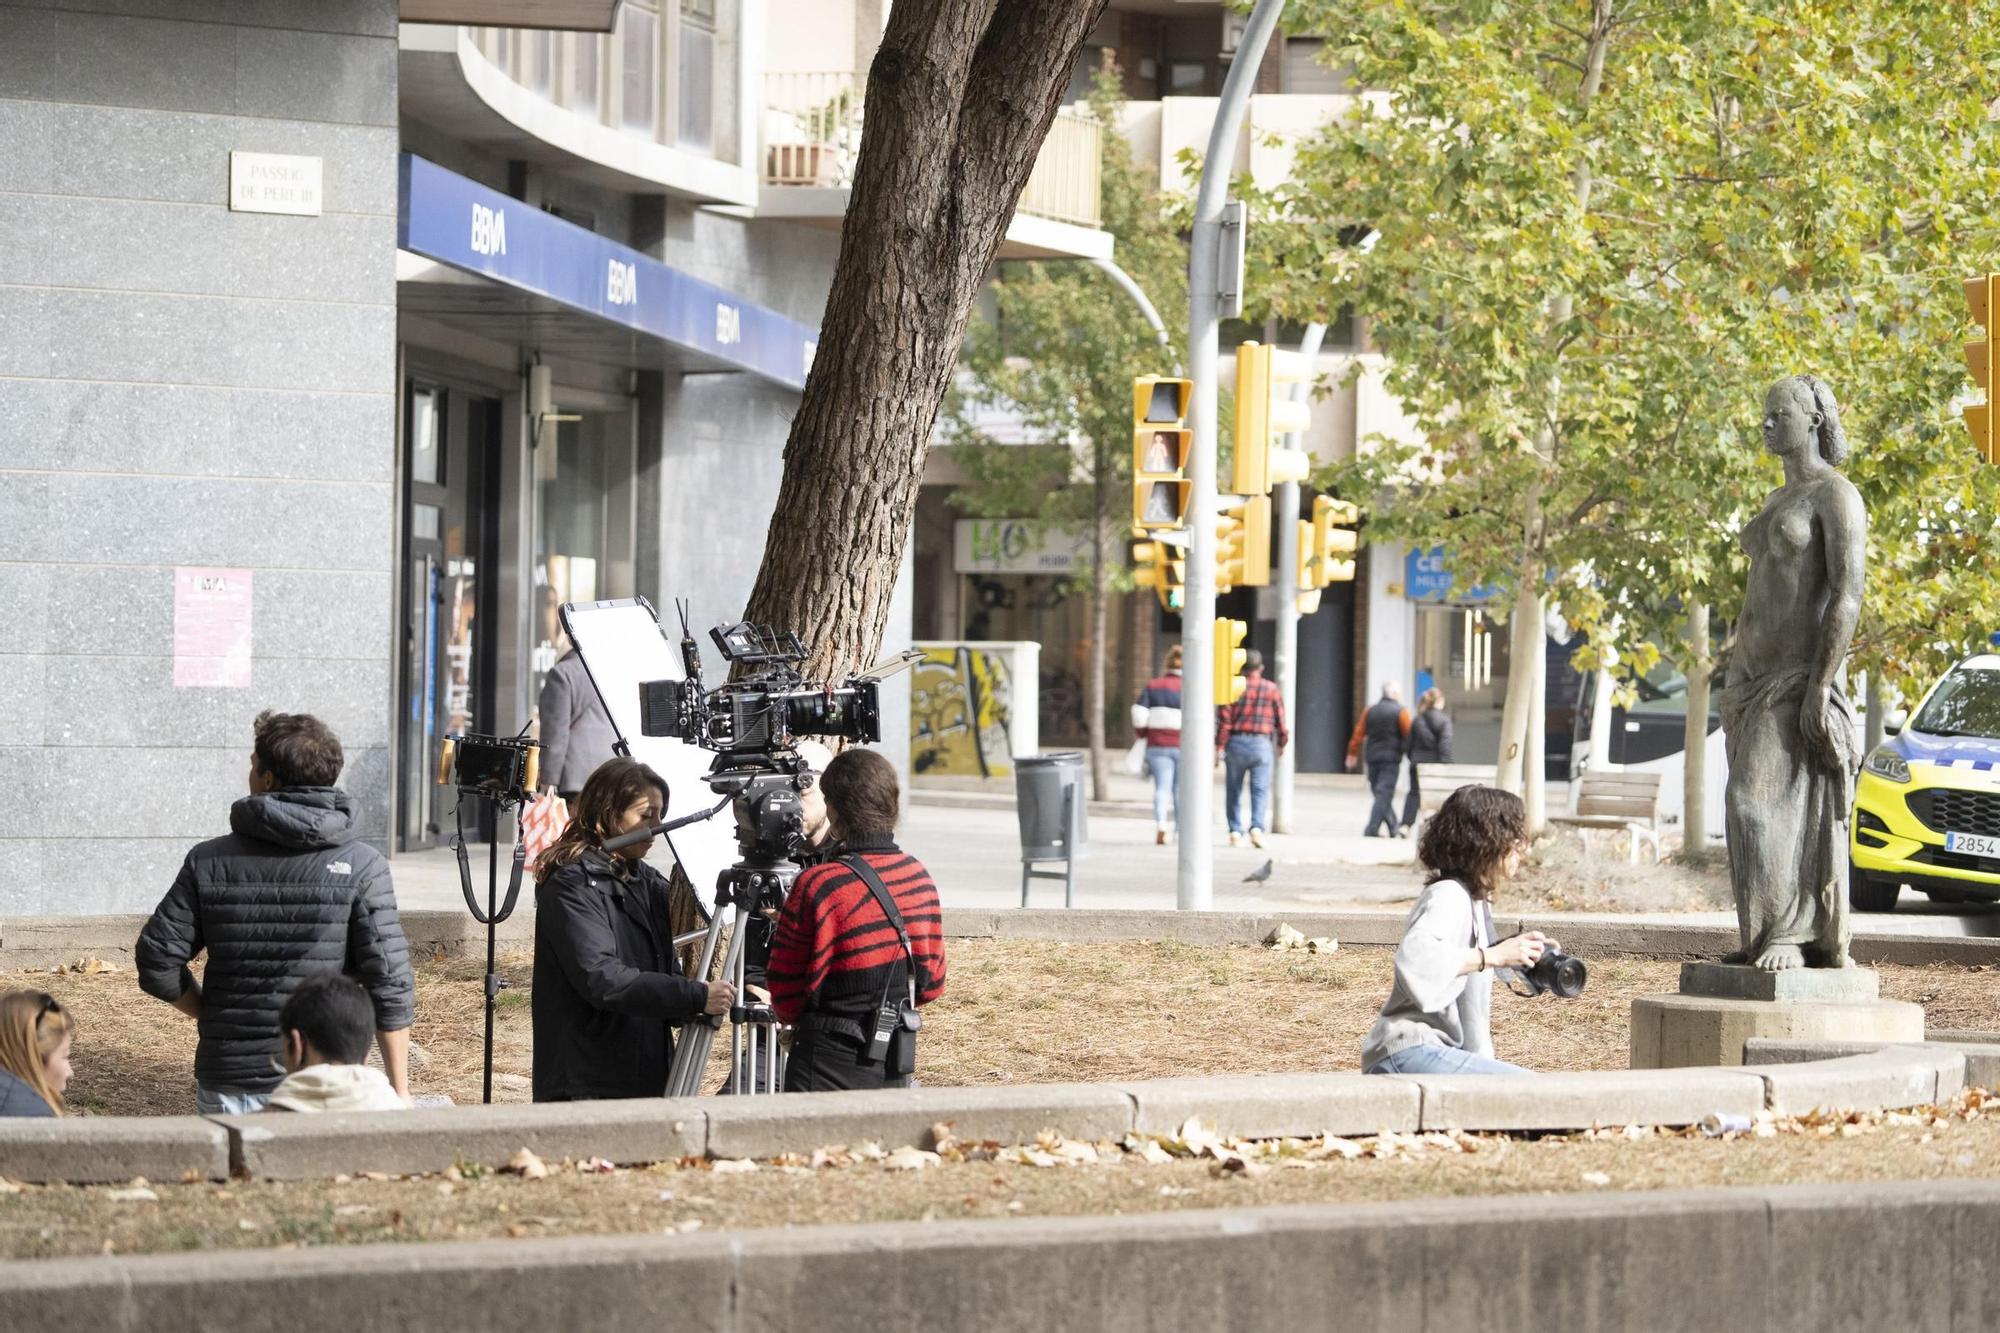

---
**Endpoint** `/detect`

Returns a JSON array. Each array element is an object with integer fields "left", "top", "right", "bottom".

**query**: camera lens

[{"left": 1550, "top": 953, "right": 1587, "bottom": 998}]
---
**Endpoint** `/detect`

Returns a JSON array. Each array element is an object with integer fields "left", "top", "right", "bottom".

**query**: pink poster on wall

[{"left": 173, "top": 567, "right": 253, "bottom": 688}]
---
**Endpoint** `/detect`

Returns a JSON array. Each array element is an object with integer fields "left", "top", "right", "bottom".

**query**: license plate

[{"left": 1945, "top": 832, "right": 2000, "bottom": 858}]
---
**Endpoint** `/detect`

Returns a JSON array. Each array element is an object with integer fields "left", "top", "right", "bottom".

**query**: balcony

[{"left": 759, "top": 71, "right": 1112, "bottom": 261}]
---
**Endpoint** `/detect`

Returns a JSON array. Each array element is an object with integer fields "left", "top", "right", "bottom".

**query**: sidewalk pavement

[{"left": 386, "top": 769, "right": 1427, "bottom": 915}]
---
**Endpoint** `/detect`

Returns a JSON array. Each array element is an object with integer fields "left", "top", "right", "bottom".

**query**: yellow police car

[{"left": 1851, "top": 653, "right": 2000, "bottom": 912}]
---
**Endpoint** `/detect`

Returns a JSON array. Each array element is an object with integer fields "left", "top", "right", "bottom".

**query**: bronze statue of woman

[{"left": 1721, "top": 375, "right": 1866, "bottom": 971}]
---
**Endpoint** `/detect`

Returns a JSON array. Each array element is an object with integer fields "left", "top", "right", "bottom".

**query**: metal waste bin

[{"left": 1014, "top": 751, "right": 1088, "bottom": 907}]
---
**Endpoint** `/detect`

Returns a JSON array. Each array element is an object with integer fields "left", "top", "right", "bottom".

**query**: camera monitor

[{"left": 558, "top": 597, "right": 738, "bottom": 910}]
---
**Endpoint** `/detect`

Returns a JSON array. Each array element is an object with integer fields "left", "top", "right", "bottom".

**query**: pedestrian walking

[
  {"left": 1131, "top": 646, "right": 1185, "bottom": 845},
  {"left": 1218, "top": 649, "right": 1287, "bottom": 848},
  {"left": 1400, "top": 687, "right": 1455, "bottom": 835},
  {"left": 1347, "top": 682, "right": 1412, "bottom": 838}
]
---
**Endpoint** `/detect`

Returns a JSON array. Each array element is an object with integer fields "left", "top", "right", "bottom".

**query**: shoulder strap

[{"left": 839, "top": 854, "right": 919, "bottom": 998}]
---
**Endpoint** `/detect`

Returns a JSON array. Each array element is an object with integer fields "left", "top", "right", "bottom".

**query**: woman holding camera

[
  {"left": 1362, "top": 785, "right": 1556, "bottom": 1076},
  {"left": 531, "top": 758, "right": 733, "bottom": 1101},
  {"left": 768, "top": 748, "right": 947, "bottom": 1092}
]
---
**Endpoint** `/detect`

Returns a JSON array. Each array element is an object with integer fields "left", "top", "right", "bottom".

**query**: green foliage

[{"left": 1250, "top": 0, "right": 2000, "bottom": 693}]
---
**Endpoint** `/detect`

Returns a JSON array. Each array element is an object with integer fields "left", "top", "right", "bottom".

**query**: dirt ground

[
  {"left": 12, "top": 941, "right": 1998, "bottom": 1116},
  {"left": 1507, "top": 835, "right": 1735, "bottom": 914},
  {"left": 3, "top": 1100, "right": 1997, "bottom": 1261}
]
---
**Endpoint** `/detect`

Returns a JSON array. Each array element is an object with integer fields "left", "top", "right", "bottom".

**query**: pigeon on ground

[{"left": 1242, "top": 859, "right": 1273, "bottom": 884}]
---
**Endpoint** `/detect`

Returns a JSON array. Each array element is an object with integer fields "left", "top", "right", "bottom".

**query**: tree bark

[
  {"left": 740, "top": 0, "right": 1110, "bottom": 683},
  {"left": 1682, "top": 600, "right": 1711, "bottom": 852}
]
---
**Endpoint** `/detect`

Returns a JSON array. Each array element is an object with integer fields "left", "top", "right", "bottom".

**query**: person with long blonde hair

[{"left": 0, "top": 990, "right": 75, "bottom": 1117}]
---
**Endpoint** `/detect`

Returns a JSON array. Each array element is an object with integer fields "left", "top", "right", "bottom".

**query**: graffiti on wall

[{"left": 911, "top": 646, "right": 1014, "bottom": 778}]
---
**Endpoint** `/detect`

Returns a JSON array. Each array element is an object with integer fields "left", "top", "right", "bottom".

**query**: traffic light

[
  {"left": 1131, "top": 537, "right": 1185, "bottom": 611},
  {"left": 1132, "top": 376, "right": 1193, "bottom": 529},
  {"left": 1215, "top": 495, "right": 1272, "bottom": 590},
  {"left": 1966, "top": 275, "right": 1997, "bottom": 463},
  {"left": 1310, "top": 495, "right": 1360, "bottom": 585},
  {"left": 1295, "top": 520, "right": 1322, "bottom": 615},
  {"left": 1214, "top": 617, "right": 1249, "bottom": 705},
  {"left": 1232, "top": 341, "right": 1313, "bottom": 495}
]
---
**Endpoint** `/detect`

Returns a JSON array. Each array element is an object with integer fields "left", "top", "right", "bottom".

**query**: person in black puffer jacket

[
  {"left": 136, "top": 711, "right": 413, "bottom": 1115},
  {"left": 1400, "top": 688, "right": 1456, "bottom": 835}
]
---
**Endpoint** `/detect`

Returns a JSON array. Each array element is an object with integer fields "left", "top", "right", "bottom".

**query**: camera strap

[
  {"left": 452, "top": 804, "right": 527, "bottom": 926},
  {"left": 838, "top": 854, "right": 920, "bottom": 1009}
]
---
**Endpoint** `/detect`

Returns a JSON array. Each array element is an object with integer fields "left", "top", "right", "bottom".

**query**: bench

[
  {"left": 1411, "top": 763, "right": 1498, "bottom": 837},
  {"left": 1548, "top": 769, "right": 1663, "bottom": 864}
]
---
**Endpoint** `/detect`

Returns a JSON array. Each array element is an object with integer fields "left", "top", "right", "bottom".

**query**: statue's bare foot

[
  {"left": 1753, "top": 945, "right": 1805, "bottom": 972},
  {"left": 1720, "top": 950, "right": 1752, "bottom": 966}
]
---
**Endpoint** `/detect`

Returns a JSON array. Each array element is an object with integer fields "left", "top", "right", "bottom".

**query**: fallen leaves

[
  {"left": 1265, "top": 924, "right": 1339, "bottom": 954},
  {"left": 506, "top": 1148, "right": 549, "bottom": 1181}
]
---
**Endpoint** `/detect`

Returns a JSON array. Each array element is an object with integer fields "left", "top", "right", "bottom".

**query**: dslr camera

[{"left": 1518, "top": 948, "right": 1588, "bottom": 999}]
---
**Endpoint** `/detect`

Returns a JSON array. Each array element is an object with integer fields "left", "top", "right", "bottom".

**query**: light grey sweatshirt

[{"left": 1361, "top": 878, "right": 1495, "bottom": 1071}]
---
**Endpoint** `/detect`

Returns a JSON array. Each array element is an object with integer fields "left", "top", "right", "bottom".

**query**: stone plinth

[
  {"left": 1679, "top": 962, "right": 1881, "bottom": 1003},
  {"left": 1632, "top": 965, "right": 1923, "bottom": 1069}
]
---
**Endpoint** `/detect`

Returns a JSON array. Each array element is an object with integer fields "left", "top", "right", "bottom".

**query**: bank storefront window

[{"left": 531, "top": 411, "right": 636, "bottom": 716}]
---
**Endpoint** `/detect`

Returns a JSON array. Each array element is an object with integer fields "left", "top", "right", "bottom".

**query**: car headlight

[{"left": 1863, "top": 745, "right": 1910, "bottom": 784}]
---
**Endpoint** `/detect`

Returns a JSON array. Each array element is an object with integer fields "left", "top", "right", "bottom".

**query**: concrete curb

[
  {"left": 5, "top": 1181, "right": 2000, "bottom": 1331},
  {"left": 1, "top": 1046, "right": 1974, "bottom": 1184},
  {"left": 7, "top": 908, "right": 1996, "bottom": 968},
  {"left": 1747, "top": 1036, "right": 2000, "bottom": 1089}
]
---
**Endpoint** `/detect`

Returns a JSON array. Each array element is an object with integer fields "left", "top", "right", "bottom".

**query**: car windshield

[{"left": 1911, "top": 668, "right": 2000, "bottom": 739}]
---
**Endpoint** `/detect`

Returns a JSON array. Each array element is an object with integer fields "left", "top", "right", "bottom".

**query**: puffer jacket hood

[
  {"left": 230, "top": 788, "right": 358, "bottom": 850},
  {"left": 266, "top": 1063, "right": 407, "bottom": 1113}
]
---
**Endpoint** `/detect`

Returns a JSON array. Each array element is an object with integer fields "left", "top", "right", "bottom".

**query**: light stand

[{"left": 452, "top": 795, "right": 527, "bottom": 1106}]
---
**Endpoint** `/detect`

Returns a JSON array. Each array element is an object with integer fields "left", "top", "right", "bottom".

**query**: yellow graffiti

[{"left": 911, "top": 646, "right": 1013, "bottom": 778}]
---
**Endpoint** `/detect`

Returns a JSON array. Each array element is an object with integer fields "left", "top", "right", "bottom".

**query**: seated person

[
  {"left": 1361, "top": 785, "right": 1555, "bottom": 1076},
  {"left": 266, "top": 974, "right": 409, "bottom": 1113},
  {"left": 531, "top": 758, "right": 732, "bottom": 1101},
  {"left": 768, "top": 749, "right": 947, "bottom": 1092},
  {"left": 0, "top": 990, "right": 74, "bottom": 1117}
]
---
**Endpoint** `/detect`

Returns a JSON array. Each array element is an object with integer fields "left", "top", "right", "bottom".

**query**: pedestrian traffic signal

[
  {"left": 1232, "top": 341, "right": 1313, "bottom": 496},
  {"left": 1215, "top": 495, "right": 1272, "bottom": 590},
  {"left": 1214, "top": 618, "right": 1249, "bottom": 706},
  {"left": 1133, "top": 376, "right": 1194, "bottom": 529},
  {"left": 1310, "top": 496, "right": 1359, "bottom": 585},
  {"left": 1966, "top": 275, "right": 1998, "bottom": 464},
  {"left": 1132, "top": 537, "right": 1185, "bottom": 611},
  {"left": 1294, "top": 520, "right": 1323, "bottom": 616}
]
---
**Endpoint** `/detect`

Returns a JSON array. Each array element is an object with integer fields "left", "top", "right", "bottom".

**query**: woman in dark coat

[
  {"left": 530, "top": 758, "right": 732, "bottom": 1101},
  {"left": 1400, "top": 688, "right": 1455, "bottom": 836}
]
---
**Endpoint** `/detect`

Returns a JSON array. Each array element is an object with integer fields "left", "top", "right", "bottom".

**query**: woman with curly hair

[
  {"left": 1361, "top": 786, "right": 1554, "bottom": 1075},
  {"left": 0, "top": 990, "right": 75, "bottom": 1116}
]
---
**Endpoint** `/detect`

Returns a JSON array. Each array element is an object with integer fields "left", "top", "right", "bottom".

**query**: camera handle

[
  {"left": 451, "top": 799, "right": 528, "bottom": 1105},
  {"left": 601, "top": 791, "right": 734, "bottom": 853}
]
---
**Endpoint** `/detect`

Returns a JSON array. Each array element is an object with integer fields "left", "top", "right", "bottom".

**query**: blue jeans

[
  {"left": 1145, "top": 746, "right": 1179, "bottom": 827},
  {"left": 195, "top": 1084, "right": 271, "bottom": 1115},
  {"left": 1223, "top": 734, "right": 1275, "bottom": 835},
  {"left": 1365, "top": 1045, "right": 1529, "bottom": 1076}
]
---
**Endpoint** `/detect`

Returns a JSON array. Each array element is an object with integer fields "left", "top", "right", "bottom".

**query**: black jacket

[
  {"left": 532, "top": 852, "right": 711, "bottom": 1101},
  {"left": 0, "top": 1068, "right": 54, "bottom": 1117},
  {"left": 1407, "top": 708, "right": 1454, "bottom": 765},
  {"left": 1363, "top": 697, "right": 1407, "bottom": 766},
  {"left": 135, "top": 789, "right": 414, "bottom": 1094}
]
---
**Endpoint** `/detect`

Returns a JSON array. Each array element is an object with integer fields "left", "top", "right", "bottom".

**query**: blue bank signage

[
  {"left": 397, "top": 154, "right": 819, "bottom": 390},
  {"left": 1405, "top": 547, "right": 1496, "bottom": 605}
]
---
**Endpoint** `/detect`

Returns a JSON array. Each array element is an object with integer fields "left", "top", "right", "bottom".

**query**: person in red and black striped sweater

[{"left": 768, "top": 748, "right": 947, "bottom": 1091}]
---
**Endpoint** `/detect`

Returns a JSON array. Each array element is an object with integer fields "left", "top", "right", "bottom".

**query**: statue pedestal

[{"left": 1630, "top": 964, "right": 1924, "bottom": 1069}]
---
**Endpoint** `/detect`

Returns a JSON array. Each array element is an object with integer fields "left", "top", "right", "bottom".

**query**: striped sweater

[
  {"left": 1131, "top": 670, "right": 1184, "bottom": 749},
  {"left": 767, "top": 838, "right": 948, "bottom": 1027}
]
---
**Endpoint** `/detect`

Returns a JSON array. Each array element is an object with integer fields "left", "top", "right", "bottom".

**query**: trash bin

[{"left": 1014, "top": 751, "right": 1089, "bottom": 863}]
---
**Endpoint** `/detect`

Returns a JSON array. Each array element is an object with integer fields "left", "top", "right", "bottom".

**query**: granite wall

[{"left": 0, "top": 0, "right": 401, "bottom": 912}]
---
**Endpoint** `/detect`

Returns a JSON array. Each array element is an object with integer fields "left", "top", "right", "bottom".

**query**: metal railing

[{"left": 761, "top": 72, "right": 1102, "bottom": 228}]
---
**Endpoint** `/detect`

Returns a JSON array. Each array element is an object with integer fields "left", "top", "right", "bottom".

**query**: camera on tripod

[{"left": 639, "top": 618, "right": 887, "bottom": 757}]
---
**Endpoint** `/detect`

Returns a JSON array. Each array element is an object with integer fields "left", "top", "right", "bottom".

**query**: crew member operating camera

[
  {"left": 531, "top": 758, "right": 734, "bottom": 1100},
  {"left": 768, "top": 749, "right": 947, "bottom": 1091}
]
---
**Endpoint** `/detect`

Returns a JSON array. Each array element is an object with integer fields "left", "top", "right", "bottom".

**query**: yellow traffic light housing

[
  {"left": 1232, "top": 341, "right": 1313, "bottom": 496},
  {"left": 1131, "top": 538, "right": 1186, "bottom": 611},
  {"left": 1133, "top": 376, "right": 1194, "bottom": 530},
  {"left": 1966, "top": 275, "right": 1998, "bottom": 464},
  {"left": 1214, "top": 618, "right": 1249, "bottom": 705},
  {"left": 1216, "top": 495, "right": 1272, "bottom": 591},
  {"left": 1311, "top": 495, "right": 1360, "bottom": 586}
]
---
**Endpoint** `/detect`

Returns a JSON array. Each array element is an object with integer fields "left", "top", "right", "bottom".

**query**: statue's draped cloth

[{"left": 1721, "top": 665, "right": 1857, "bottom": 964}]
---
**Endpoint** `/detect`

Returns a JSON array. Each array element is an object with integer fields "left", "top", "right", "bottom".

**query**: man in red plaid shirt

[{"left": 1217, "top": 649, "right": 1288, "bottom": 848}]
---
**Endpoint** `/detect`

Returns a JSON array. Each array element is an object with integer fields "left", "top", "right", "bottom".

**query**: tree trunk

[
  {"left": 1086, "top": 448, "right": 1111, "bottom": 801},
  {"left": 740, "top": 0, "right": 1110, "bottom": 680},
  {"left": 1682, "top": 600, "right": 1711, "bottom": 852}
]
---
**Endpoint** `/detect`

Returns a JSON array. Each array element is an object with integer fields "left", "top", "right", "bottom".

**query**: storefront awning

[
  {"left": 397, "top": 154, "right": 818, "bottom": 391},
  {"left": 400, "top": 1, "right": 619, "bottom": 30}
]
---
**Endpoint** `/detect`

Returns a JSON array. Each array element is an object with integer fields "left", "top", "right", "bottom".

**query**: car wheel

[
  {"left": 1922, "top": 887, "right": 1971, "bottom": 905},
  {"left": 1848, "top": 867, "right": 1899, "bottom": 913}
]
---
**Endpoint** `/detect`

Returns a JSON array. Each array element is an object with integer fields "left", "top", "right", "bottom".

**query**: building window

[
  {"left": 620, "top": 2, "right": 660, "bottom": 137},
  {"left": 678, "top": 0, "right": 715, "bottom": 153},
  {"left": 1167, "top": 61, "right": 1208, "bottom": 95},
  {"left": 523, "top": 30, "right": 554, "bottom": 97},
  {"left": 1282, "top": 38, "right": 1355, "bottom": 95},
  {"left": 566, "top": 32, "right": 601, "bottom": 118}
]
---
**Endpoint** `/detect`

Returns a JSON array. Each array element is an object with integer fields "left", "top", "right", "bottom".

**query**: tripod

[
  {"left": 452, "top": 796, "right": 528, "bottom": 1105},
  {"left": 665, "top": 853, "right": 798, "bottom": 1097}
]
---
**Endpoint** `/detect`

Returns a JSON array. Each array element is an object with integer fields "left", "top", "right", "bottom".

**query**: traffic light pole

[
  {"left": 1179, "top": 0, "right": 1286, "bottom": 912},
  {"left": 1272, "top": 318, "right": 1328, "bottom": 836}
]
